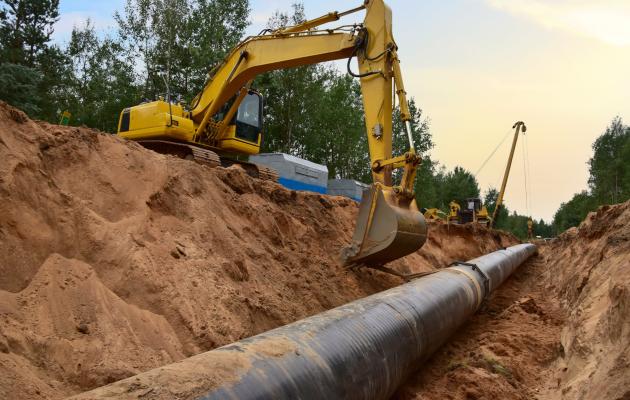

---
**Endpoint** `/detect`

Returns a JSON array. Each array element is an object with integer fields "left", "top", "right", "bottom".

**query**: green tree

[
  {"left": 481, "top": 187, "right": 554, "bottom": 239},
  {"left": 552, "top": 190, "right": 597, "bottom": 233},
  {"left": 392, "top": 98, "right": 432, "bottom": 156},
  {"left": 0, "top": 62, "right": 40, "bottom": 115},
  {"left": 304, "top": 73, "right": 371, "bottom": 181},
  {"left": 115, "top": 0, "right": 249, "bottom": 103},
  {"left": 257, "top": 3, "right": 436, "bottom": 189},
  {"left": 34, "top": 45, "right": 72, "bottom": 122},
  {"left": 534, "top": 218, "right": 554, "bottom": 238},
  {"left": 255, "top": 3, "right": 374, "bottom": 182},
  {"left": 440, "top": 166, "right": 480, "bottom": 206},
  {"left": 483, "top": 187, "right": 508, "bottom": 226},
  {"left": 187, "top": 0, "right": 249, "bottom": 93},
  {"left": 414, "top": 156, "right": 441, "bottom": 209},
  {"left": 551, "top": 117, "right": 630, "bottom": 234},
  {"left": 0, "top": 0, "right": 65, "bottom": 119},
  {"left": 0, "top": 0, "right": 59, "bottom": 64},
  {"left": 257, "top": 4, "right": 319, "bottom": 154},
  {"left": 588, "top": 117, "right": 630, "bottom": 205},
  {"left": 60, "top": 21, "right": 139, "bottom": 132},
  {"left": 0, "top": 63, "right": 41, "bottom": 115},
  {"left": 392, "top": 98, "right": 433, "bottom": 205}
]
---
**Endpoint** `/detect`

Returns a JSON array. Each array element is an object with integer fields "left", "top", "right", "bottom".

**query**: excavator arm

[{"left": 124, "top": 0, "right": 428, "bottom": 267}]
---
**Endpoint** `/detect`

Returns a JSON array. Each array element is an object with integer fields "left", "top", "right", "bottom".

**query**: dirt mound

[{"left": 0, "top": 102, "right": 517, "bottom": 399}]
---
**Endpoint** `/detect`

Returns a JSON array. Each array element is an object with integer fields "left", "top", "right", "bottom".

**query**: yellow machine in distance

[
  {"left": 423, "top": 208, "right": 447, "bottom": 221},
  {"left": 462, "top": 198, "right": 491, "bottom": 225},
  {"left": 447, "top": 198, "right": 491, "bottom": 225},
  {"left": 116, "top": 0, "right": 427, "bottom": 268}
]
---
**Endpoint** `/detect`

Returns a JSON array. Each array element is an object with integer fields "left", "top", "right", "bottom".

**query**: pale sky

[{"left": 54, "top": 1, "right": 630, "bottom": 221}]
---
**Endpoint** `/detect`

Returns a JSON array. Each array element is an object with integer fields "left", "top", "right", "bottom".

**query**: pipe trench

[{"left": 70, "top": 243, "right": 536, "bottom": 400}]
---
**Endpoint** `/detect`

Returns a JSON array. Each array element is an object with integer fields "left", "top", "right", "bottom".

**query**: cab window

[
  {"left": 235, "top": 92, "right": 262, "bottom": 143},
  {"left": 237, "top": 93, "right": 261, "bottom": 128}
]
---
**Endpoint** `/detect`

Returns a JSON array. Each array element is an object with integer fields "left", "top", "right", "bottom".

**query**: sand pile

[{"left": 0, "top": 102, "right": 516, "bottom": 399}]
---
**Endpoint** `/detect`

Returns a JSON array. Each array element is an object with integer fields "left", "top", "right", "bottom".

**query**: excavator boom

[{"left": 117, "top": 0, "right": 427, "bottom": 267}]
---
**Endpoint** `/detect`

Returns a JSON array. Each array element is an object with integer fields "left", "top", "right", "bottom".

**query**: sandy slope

[
  {"left": 540, "top": 203, "right": 630, "bottom": 400},
  {"left": 0, "top": 102, "right": 517, "bottom": 399}
]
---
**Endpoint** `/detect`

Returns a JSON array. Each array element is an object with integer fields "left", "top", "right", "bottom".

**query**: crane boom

[{"left": 491, "top": 121, "right": 527, "bottom": 227}]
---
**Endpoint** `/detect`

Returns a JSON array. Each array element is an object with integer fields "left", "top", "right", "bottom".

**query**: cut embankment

[
  {"left": 0, "top": 102, "right": 516, "bottom": 399},
  {"left": 540, "top": 202, "right": 630, "bottom": 400}
]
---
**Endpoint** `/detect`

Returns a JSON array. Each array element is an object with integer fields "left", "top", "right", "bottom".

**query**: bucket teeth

[{"left": 341, "top": 184, "right": 427, "bottom": 267}]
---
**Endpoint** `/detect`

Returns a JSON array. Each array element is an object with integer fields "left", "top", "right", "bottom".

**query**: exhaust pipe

[{"left": 70, "top": 244, "right": 536, "bottom": 400}]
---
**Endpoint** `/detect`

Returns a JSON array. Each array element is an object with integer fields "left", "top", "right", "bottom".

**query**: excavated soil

[
  {"left": 1, "top": 101, "right": 628, "bottom": 399},
  {"left": 0, "top": 102, "right": 517, "bottom": 399}
]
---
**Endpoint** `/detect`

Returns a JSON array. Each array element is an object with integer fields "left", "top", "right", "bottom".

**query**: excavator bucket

[{"left": 341, "top": 184, "right": 427, "bottom": 267}]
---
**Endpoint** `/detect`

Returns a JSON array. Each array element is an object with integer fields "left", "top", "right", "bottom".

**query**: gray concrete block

[
  {"left": 250, "top": 153, "right": 328, "bottom": 194},
  {"left": 327, "top": 179, "right": 369, "bottom": 201}
]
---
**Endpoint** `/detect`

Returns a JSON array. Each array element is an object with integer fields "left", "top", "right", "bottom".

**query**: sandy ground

[{"left": 0, "top": 102, "right": 517, "bottom": 399}]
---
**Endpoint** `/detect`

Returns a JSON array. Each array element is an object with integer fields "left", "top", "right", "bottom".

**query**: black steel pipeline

[{"left": 70, "top": 243, "right": 536, "bottom": 400}]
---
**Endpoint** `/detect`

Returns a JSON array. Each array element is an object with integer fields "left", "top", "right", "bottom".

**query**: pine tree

[
  {"left": 0, "top": 0, "right": 63, "bottom": 118},
  {"left": 0, "top": 0, "right": 59, "bottom": 64}
]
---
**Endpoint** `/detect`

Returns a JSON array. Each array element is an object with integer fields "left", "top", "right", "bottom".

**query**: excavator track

[
  {"left": 137, "top": 140, "right": 221, "bottom": 168},
  {"left": 220, "top": 159, "right": 279, "bottom": 182},
  {"left": 254, "top": 165, "right": 280, "bottom": 182},
  {"left": 136, "top": 140, "right": 278, "bottom": 182},
  {"left": 189, "top": 145, "right": 221, "bottom": 167}
]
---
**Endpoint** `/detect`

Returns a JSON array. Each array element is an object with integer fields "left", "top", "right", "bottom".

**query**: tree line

[
  {"left": 0, "top": 0, "right": 624, "bottom": 239},
  {"left": 552, "top": 117, "right": 630, "bottom": 232}
]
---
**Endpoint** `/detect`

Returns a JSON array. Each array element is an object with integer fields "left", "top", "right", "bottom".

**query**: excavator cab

[{"left": 216, "top": 91, "right": 263, "bottom": 155}]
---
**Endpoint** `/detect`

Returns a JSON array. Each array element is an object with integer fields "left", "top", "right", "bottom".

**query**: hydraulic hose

[{"left": 70, "top": 243, "right": 536, "bottom": 400}]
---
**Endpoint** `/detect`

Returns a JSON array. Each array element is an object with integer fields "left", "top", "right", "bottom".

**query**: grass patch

[
  {"left": 483, "top": 356, "right": 513, "bottom": 379},
  {"left": 446, "top": 359, "right": 469, "bottom": 372}
]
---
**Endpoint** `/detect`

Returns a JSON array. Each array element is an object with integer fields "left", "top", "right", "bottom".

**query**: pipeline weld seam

[{"left": 443, "top": 269, "right": 483, "bottom": 308}]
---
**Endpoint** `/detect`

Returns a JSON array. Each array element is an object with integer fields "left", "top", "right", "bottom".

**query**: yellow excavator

[{"left": 116, "top": 0, "right": 427, "bottom": 268}]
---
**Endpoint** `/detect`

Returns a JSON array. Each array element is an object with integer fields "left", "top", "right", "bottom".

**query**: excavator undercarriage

[{"left": 137, "top": 140, "right": 279, "bottom": 181}]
